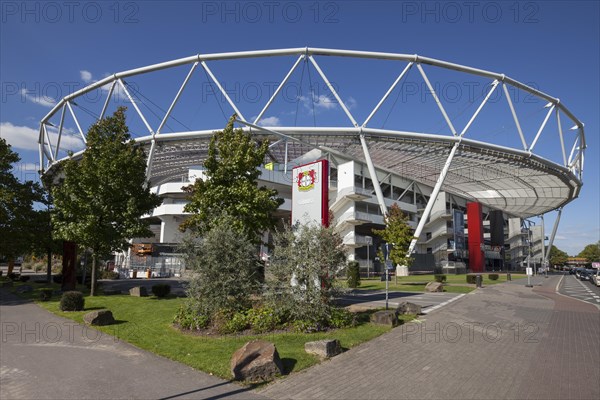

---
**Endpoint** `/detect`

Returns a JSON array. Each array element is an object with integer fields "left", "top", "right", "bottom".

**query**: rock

[
  {"left": 396, "top": 301, "right": 422, "bottom": 315},
  {"left": 425, "top": 281, "right": 443, "bottom": 292},
  {"left": 129, "top": 286, "right": 147, "bottom": 297},
  {"left": 305, "top": 339, "right": 342, "bottom": 359},
  {"left": 15, "top": 285, "right": 33, "bottom": 293},
  {"left": 231, "top": 340, "right": 283, "bottom": 382},
  {"left": 370, "top": 310, "right": 399, "bottom": 327},
  {"left": 83, "top": 310, "right": 116, "bottom": 326}
]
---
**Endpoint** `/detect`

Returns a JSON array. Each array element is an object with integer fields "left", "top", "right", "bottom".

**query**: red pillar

[{"left": 467, "top": 202, "right": 485, "bottom": 273}]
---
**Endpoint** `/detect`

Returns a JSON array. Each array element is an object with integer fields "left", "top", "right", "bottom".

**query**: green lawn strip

[
  {"left": 351, "top": 273, "right": 510, "bottom": 293},
  {"left": 7, "top": 282, "right": 395, "bottom": 380}
]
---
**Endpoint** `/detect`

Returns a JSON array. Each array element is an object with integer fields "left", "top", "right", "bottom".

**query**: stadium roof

[{"left": 39, "top": 48, "right": 585, "bottom": 219}]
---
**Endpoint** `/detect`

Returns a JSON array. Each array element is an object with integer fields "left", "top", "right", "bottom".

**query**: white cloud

[
  {"left": 80, "top": 70, "right": 93, "bottom": 83},
  {"left": 297, "top": 94, "right": 357, "bottom": 114},
  {"left": 0, "top": 122, "right": 84, "bottom": 153},
  {"left": 19, "top": 89, "right": 56, "bottom": 108},
  {"left": 259, "top": 116, "right": 281, "bottom": 127}
]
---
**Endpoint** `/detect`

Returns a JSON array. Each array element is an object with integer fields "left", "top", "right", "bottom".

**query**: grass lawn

[
  {"left": 4, "top": 279, "right": 409, "bottom": 381},
  {"left": 351, "top": 273, "right": 514, "bottom": 293}
]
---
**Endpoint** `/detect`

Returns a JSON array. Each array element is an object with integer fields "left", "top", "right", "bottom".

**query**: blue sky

[{"left": 1, "top": 1, "right": 598, "bottom": 255}]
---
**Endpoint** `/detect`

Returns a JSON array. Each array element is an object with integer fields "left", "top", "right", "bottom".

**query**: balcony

[
  {"left": 342, "top": 231, "right": 372, "bottom": 248},
  {"left": 337, "top": 210, "right": 373, "bottom": 226}
]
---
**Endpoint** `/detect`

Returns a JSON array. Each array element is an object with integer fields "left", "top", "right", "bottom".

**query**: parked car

[
  {"left": 578, "top": 269, "right": 592, "bottom": 281},
  {"left": 592, "top": 270, "right": 600, "bottom": 287},
  {"left": 569, "top": 267, "right": 577, "bottom": 275}
]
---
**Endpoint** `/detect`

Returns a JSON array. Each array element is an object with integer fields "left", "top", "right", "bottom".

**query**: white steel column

[
  {"left": 53, "top": 104, "right": 67, "bottom": 160},
  {"left": 540, "top": 215, "right": 546, "bottom": 272},
  {"left": 66, "top": 101, "right": 86, "bottom": 144},
  {"left": 545, "top": 208, "right": 562, "bottom": 263},
  {"left": 503, "top": 83, "right": 528, "bottom": 150},
  {"left": 99, "top": 80, "right": 116, "bottom": 120},
  {"left": 359, "top": 133, "right": 387, "bottom": 216},
  {"left": 407, "top": 142, "right": 460, "bottom": 256}
]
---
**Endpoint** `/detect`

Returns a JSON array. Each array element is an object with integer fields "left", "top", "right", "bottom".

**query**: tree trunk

[
  {"left": 46, "top": 247, "right": 52, "bottom": 283},
  {"left": 90, "top": 252, "right": 97, "bottom": 296},
  {"left": 7, "top": 257, "right": 14, "bottom": 275}
]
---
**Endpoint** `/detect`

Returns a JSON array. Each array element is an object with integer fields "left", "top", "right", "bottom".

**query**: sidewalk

[
  {"left": 0, "top": 290, "right": 265, "bottom": 400},
  {"left": 260, "top": 275, "right": 600, "bottom": 399}
]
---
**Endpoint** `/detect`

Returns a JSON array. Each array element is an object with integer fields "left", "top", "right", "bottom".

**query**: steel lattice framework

[{"left": 38, "top": 48, "right": 585, "bottom": 255}]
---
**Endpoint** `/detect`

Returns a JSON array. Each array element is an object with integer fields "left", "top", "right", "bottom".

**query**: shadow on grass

[{"left": 281, "top": 358, "right": 297, "bottom": 375}]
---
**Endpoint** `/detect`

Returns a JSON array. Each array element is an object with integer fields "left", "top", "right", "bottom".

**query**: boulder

[
  {"left": 425, "top": 281, "right": 443, "bottom": 292},
  {"left": 396, "top": 301, "right": 422, "bottom": 315},
  {"left": 15, "top": 285, "right": 33, "bottom": 293},
  {"left": 83, "top": 310, "right": 116, "bottom": 326},
  {"left": 370, "top": 310, "right": 399, "bottom": 327},
  {"left": 231, "top": 340, "right": 283, "bottom": 382},
  {"left": 305, "top": 339, "right": 342, "bottom": 359},
  {"left": 129, "top": 286, "right": 147, "bottom": 297}
]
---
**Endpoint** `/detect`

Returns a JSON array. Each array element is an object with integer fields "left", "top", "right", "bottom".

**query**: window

[
  {"left": 426, "top": 232, "right": 432, "bottom": 240},
  {"left": 426, "top": 247, "right": 433, "bottom": 254}
]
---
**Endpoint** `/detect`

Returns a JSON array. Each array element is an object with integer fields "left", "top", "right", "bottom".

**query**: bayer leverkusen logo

[{"left": 297, "top": 169, "right": 316, "bottom": 191}]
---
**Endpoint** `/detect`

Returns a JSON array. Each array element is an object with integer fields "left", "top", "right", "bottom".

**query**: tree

[
  {"left": 181, "top": 214, "right": 262, "bottom": 318},
  {"left": 0, "top": 138, "right": 44, "bottom": 273},
  {"left": 578, "top": 242, "right": 600, "bottom": 264},
  {"left": 49, "top": 107, "right": 162, "bottom": 295},
  {"left": 548, "top": 245, "right": 568, "bottom": 267},
  {"left": 372, "top": 203, "right": 414, "bottom": 268},
  {"left": 181, "top": 115, "right": 283, "bottom": 243},
  {"left": 265, "top": 222, "right": 348, "bottom": 329}
]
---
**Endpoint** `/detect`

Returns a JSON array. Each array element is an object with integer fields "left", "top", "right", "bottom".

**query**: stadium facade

[{"left": 37, "top": 48, "right": 585, "bottom": 276}]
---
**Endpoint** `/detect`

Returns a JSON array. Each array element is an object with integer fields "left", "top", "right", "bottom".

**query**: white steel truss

[{"left": 38, "top": 47, "right": 585, "bottom": 224}]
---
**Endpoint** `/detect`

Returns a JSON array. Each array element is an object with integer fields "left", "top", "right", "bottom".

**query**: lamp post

[{"left": 365, "top": 236, "right": 372, "bottom": 278}]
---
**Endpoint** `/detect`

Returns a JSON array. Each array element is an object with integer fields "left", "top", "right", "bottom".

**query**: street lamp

[{"left": 365, "top": 236, "right": 372, "bottom": 278}]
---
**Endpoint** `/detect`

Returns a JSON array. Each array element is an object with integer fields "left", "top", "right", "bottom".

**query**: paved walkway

[
  {"left": 2, "top": 276, "right": 598, "bottom": 399},
  {"left": 260, "top": 276, "right": 600, "bottom": 399},
  {"left": 0, "top": 290, "right": 265, "bottom": 400}
]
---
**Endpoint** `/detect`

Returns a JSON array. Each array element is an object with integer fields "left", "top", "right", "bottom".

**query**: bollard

[
  {"left": 507, "top": 273, "right": 511, "bottom": 281},
  {"left": 476, "top": 275, "right": 482, "bottom": 288}
]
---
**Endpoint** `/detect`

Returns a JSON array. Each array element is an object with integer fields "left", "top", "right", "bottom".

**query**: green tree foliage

[
  {"left": 265, "top": 223, "right": 348, "bottom": 329},
  {"left": 578, "top": 241, "right": 600, "bottom": 263},
  {"left": 372, "top": 203, "right": 414, "bottom": 267},
  {"left": 49, "top": 107, "right": 162, "bottom": 295},
  {"left": 0, "top": 138, "right": 44, "bottom": 269},
  {"left": 181, "top": 215, "right": 262, "bottom": 318},
  {"left": 548, "top": 245, "right": 568, "bottom": 267},
  {"left": 181, "top": 116, "right": 283, "bottom": 243}
]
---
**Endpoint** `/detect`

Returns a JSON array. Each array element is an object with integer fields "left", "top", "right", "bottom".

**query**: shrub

[
  {"left": 40, "top": 289, "right": 53, "bottom": 301},
  {"left": 19, "top": 275, "right": 30, "bottom": 282},
  {"left": 53, "top": 274, "right": 63, "bottom": 284},
  {"left": 488, "top": 274, "right": 499, "bottom": 281},
  {"left": 151, "top": 284, "right": 171, "bottom": 298},
  {"left": 347, "top": 261, "right": 361, "bottom": 288},
  {"left": 59, "top": 291, "right": 84, "bottom": 311},
  {"left": 434, "top": 274, "right": 447, "bottom": 283},
  {"left": 7, "top": 272, "right": 19, "bottom": 281},
  {"left": 173, "top": 302, "right": 210, "bottom": 330},
  {"left": 329, "top": 307, "right": 356, "bottom": 329},
  {"left": 292, "top": 319, "right": 325, "bottom": 333},
  {"left": 219, "top": 310, "right": 249, "bottom": 334},
  {"left": 247, "top": 306, "right": 281, "bottom": 333},
  {"left": 0, "top": 271, "right": 3, "bottom": 277},
  {"left": 466, "top": 275, "right": 477, "bottom": 284},
  {"left": 100, "top": 270, "right": 119, "bottom": 280}
]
